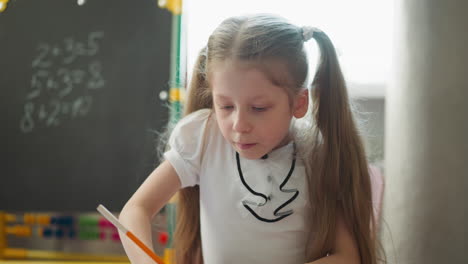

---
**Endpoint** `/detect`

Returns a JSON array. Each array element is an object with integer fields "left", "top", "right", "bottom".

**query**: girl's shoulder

[
  {"left": 165, "top": 108, "right": 216, "bottom": 187},
  {"left": 172, "top": 108, "right": 214, "bottom": 133},
  {"left": 169, "top": 108, "right": 217, "bottom": 151},
  {"left": 179, "top": 108, "right": 213, "bottom": 124}
]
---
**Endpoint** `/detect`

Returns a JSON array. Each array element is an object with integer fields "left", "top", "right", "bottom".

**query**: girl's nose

[{"left": 233, "top": 111, "right": 252, "bottom": 133}]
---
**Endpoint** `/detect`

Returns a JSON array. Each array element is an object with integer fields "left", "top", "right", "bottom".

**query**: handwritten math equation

[{"left": 20, "top": 31, "right": 105, "bottom": 133}]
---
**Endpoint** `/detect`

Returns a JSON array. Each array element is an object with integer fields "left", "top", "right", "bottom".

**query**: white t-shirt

[{"left": 164, "top": 108, "right": 312, "bottom": 264}]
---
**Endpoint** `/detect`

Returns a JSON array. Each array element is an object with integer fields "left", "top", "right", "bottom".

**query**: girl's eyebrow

[
  {"left": 214, "top": 94, "right": 269, "bottom": 101},
  {"left": 213, "top": 94, "right": 229, "bottom": 100}
]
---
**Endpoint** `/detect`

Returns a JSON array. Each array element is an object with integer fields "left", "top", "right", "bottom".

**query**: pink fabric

[{"left": 369, "top": 165, "right": 385, "bottom": 226}]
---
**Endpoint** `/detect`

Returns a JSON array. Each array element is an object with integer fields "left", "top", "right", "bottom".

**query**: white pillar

[{"left": 383, "top": 0, "right": 468, "bottom": 263}]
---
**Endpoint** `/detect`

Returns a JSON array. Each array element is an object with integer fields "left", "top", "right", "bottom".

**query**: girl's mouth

[{"left": 236, "top": 143, "right": 257, "bottom": 150}]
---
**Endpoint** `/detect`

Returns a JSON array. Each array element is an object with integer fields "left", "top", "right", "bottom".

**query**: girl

[{"left": 119, "top": 14, "right": 382, "bottom": 264}]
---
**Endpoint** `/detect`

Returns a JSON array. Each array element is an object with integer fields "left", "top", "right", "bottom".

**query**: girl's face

[{"left": 211, "top": 62, "right": 308, "bottom": 160}]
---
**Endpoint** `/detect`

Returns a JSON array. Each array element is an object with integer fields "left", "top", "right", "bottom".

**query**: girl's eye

[
  {"left": 252, "top": 107, "right": 267, "bottom": 112},
  {"left": 220, "top": 106, "right": 234, "bottom": 110}
]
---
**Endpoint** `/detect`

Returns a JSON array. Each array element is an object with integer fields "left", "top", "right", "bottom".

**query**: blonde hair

[{"left": 174, "top": 14, "right": 383, "bottom": 264}]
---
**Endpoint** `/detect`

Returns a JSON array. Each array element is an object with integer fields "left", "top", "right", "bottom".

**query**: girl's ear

[{"left": 293, "top": 88, "right": 309, "bottom": 118}]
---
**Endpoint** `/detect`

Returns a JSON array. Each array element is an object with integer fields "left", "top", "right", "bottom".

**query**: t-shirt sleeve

[{"left": 163, "top": 109, "right": 212, "bottom": 188}]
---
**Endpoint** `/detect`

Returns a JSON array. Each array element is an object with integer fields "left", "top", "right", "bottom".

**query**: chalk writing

[{"left": 21, "top": 31, "right": 105, "bottom": 133}]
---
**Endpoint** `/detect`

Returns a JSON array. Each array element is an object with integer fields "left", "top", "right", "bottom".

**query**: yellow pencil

[{"left": 97, "top": 204, "right": 165, "bottom": 264}]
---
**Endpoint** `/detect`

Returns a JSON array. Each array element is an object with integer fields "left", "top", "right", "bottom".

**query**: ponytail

[
  {"left": 184, "top": 47, "right": 212, "bottom": 112},
  {"left": 173, "top": 47, "right": 210, "bottom": 264},
  {"left": 306, "top": 32, "right": 379, "bottom": 264}
]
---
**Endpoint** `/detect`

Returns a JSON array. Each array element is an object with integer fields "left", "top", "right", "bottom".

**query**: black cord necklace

[{"left": 236, "top": 143, "right": 299, "bottom": 223}]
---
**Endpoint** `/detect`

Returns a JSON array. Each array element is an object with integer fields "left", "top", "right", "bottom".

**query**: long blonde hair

[{"left": 174, "top": 14, "right": 382, "bottom": 264}]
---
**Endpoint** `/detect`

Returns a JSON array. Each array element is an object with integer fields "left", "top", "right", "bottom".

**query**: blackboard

[{"left": 0, "top": 0, "right": 172, "bottom": 211}]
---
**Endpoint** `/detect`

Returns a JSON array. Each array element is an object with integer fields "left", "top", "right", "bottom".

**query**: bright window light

[{"left": 184, "top": 0, "right": 393, "bottom": 98}]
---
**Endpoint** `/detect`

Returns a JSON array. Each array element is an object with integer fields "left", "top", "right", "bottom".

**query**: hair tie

[{"left": 301, "top": 26, "right": 321, "bottom": 42}]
